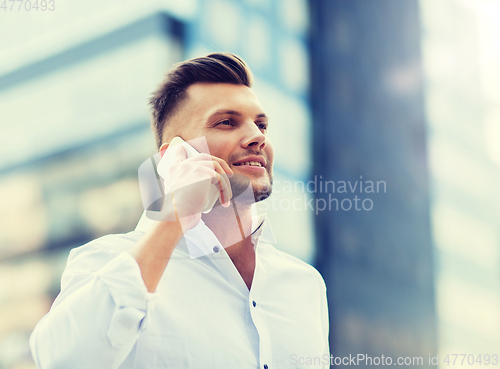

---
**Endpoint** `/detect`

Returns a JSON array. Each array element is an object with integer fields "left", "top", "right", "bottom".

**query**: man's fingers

[
  {"left": 172, "top": 151, "right": 233, "bottom": 208},
  {"left": 196, "top": 156, "right": 232, "bottom": 206},
  {"left": 187, "top": 158, "right": 232, "bottom": 200},
  {"left": 220, "top": 174, "right": 232, "bottom": 207},
  {"left": 212, "top": 157, "right": 233, "bottom": 177},
  {"left": 187, "top": 153, "right": 233, "bottom": 177},
  {"left": 211, "top": 161, "right": 232, "bottom": 206}
]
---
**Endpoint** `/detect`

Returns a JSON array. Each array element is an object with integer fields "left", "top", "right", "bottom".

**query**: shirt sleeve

[{"left": 30, "top": 237, "right": 155, "bottom": 369}]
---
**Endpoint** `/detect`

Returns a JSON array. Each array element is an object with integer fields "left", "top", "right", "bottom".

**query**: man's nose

[{"left": 241, "top": 122, "right": 267, "bottom": 150}]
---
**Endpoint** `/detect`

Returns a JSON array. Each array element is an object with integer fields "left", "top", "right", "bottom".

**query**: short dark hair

[{"left": 149, "top": 52, "right": 254, "bottom": 149}]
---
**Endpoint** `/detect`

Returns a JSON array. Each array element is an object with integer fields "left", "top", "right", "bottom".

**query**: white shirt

[{"left": 30, "top": 213, "right": 329, "bottom": 369}]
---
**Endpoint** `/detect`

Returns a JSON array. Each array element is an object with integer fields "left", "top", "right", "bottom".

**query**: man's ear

[{"left": 159, "top": 142, "right": 170, "bottom": 158}]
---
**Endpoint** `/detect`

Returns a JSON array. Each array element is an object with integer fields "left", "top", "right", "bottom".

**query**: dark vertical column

[{"left": 309, "top": 0, "right": 437, "bottom": 365}]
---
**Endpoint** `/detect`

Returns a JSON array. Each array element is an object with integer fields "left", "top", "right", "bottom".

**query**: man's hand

[
  {"left": 159, "top": 144, "right": 234, "bottom": 230},
  {"left": 131, "top": 144, "right": 234, "bottom": 292}
]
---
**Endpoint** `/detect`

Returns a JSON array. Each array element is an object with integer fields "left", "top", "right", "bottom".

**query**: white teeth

[{"left": 236, "top": 161, "right": 263, "bottom": 167}]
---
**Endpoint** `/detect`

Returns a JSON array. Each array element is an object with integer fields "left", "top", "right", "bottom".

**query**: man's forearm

[{"left": 129, "top": 217, "right": 184, "bottom": 293}]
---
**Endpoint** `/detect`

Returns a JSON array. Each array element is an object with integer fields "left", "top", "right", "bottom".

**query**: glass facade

[
  {"left": 309, "top": 0, "right": 437, "bottom": 365},
  {"left": 420, "top": 0, "right": 500, "bottom": 364}
]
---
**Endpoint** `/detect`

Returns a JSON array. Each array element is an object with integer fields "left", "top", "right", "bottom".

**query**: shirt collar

[
  {"left": 134, "top": 207, "right": 276, "bottom": 258},
  {"left": 250, "top": 212, "right": 276, "bottom": 246}
]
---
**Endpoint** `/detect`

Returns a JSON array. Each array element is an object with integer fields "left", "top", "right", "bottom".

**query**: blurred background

[{"left": 0, "top": 0, "right": 499, "bottom": 368}]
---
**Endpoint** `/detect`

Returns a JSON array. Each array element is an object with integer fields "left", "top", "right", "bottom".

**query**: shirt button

[
  {"left": 213, "top": 246, "right": 220, "bottom": 253},
  {"left": 252, "top": 301, "right": 256, "bottom": 307},
  {"left": 264, "top": 365, "right": 268, "bottom": 369}
]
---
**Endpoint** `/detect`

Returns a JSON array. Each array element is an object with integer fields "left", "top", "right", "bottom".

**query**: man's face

[{"left": 163, "top": 82, "right": 274, "bottom": 202}]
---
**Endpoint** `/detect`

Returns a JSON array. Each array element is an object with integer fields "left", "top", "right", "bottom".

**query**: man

[{"left": 30, "top": 53, "right": 329, "bottom": 368}]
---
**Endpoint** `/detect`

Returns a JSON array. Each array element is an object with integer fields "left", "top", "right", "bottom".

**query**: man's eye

[
  {"left": 257, "top": 122, "right": 268, "bottom": 130},
  {"left": 216, "top": 120, "right": 234, "bottom": 126}
]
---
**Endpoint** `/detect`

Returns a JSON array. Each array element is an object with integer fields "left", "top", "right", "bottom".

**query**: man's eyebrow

[{"left": 209, "top": 110, "right": 268, "bottom": 120}]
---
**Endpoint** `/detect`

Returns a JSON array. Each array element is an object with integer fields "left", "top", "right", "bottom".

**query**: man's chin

[
  {"left": 251, "top": 176, "right": 272, "bottom": 203},
  {"left": 228, "top": 173, "right": 272, "bottom": 204}
]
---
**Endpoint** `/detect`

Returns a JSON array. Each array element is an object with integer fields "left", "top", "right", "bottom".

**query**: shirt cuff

[{"left": 96, "top": 251, "right": 157, "bottom": 347}]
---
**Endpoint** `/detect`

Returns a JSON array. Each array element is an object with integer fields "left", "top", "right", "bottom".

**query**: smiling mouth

[{"left": 233, "top": 161, "right": 264, "bottom": 167}]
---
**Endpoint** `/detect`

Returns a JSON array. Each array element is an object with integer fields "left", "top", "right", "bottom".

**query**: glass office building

[{"left": 420, "top": 0, "right": 500, "bottom": 363}]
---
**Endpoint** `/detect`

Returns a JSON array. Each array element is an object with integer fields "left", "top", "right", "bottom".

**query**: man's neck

[{"left": 201, "top": 201, "right": 256, "bottom": 289}]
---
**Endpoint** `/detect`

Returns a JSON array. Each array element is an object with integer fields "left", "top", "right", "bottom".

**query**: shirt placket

[
  {"left": 187, "top": 217, "right": 275, "bottom": 368},
  {"left": 249, "top": 239, "right": 272, "bottom": 369}
]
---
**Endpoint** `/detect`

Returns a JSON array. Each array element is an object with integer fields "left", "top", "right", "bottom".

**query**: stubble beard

[
  {"left": 228, "top": 170, "right": 273, "bottom": 206},
  {"left": 252, "top": 174, "right": 273, "bottom": 203}
]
